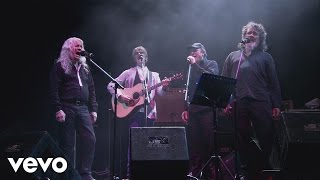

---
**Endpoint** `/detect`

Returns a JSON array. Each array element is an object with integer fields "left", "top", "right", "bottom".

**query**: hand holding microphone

[{"left": 187, "top": 56, "right": 196, "bottom": 64}]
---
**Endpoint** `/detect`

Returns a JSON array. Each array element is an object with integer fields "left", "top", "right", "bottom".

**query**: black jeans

[
  {"left": 58, "top": 103, "right": 96, "bottom": 179},
  {"left": 187, "top": 105, "right": 215, "bottom": 179},
  {"left": 236, "top": 97, "right": 274, "bottom": 179}
]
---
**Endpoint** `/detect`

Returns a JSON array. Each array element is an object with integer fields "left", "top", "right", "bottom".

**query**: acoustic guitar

[{"left": 111, "top": 73, "right": 183, "bottom": 119}]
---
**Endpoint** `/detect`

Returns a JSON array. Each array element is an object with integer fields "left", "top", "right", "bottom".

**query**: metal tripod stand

[
  {"left": 197, "top": 101, "right": 235, "bottom": 180},
  {"left": 190, "top": 73, "right": 237, "bottom": 180}
]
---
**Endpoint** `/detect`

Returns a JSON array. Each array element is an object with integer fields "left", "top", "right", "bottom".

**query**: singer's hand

[
  {"left": 181, "top": 111, "right": 189, "bottom": 124},
  {"left": 118, "top": 95, "right": 132, "bottom": 104},
  {"left": 272, "top": 108, "right": 281, "bottom": 120},
  {"left": 187, "top": 56, "right": 196, "bottom": 64},
  {"left": 90, "top": 112, "right": 97, "bottom": 123},
  {"left": 56, "top": 110, "right": 66, "bottom": 122},
  {"left": 223, "top": 103, "right": 233, "bottom": 116},
  {"left": 162, "top": 78, "right": 170, "bottom": 87}
]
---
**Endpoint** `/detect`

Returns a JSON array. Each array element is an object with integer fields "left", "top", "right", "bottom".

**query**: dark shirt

[
  {"left": 49, "top": 61, "right": 98, "bottom": 112},
  {"left": 221, "top": 50, "right": 281, "bottom": 108},
  {"left": 187, "top": 57, "right": 219, "bottom": 107}
]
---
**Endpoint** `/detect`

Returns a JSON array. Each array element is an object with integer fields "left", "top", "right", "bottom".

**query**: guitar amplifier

[{"left": 155, "top": 88, "right": 186, "bottom": 126}]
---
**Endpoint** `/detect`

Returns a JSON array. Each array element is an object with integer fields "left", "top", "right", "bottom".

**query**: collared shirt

[
  {"left": 221, "top": 50, "right": 281, "bottom": 108},
  {"left": 49, "top": 61, "right": 98, "bottom": 112}
]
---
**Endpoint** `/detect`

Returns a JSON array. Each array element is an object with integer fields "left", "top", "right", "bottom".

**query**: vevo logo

[{"left": 8, "top": 157, "right": 67, "bottom": 173}]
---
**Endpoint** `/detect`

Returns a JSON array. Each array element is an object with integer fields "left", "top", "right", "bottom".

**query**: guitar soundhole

[{"left": 133, "top": 92, "right": 139, "bottom": 99}]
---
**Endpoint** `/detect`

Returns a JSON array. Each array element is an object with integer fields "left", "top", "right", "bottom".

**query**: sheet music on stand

[{"left": 191, "top": 73, "right": 237, "bottom": 108}]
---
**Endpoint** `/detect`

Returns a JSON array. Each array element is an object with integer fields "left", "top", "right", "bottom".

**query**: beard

[{"left": 246, "top": 41, "right": 258, "bottom": 51}]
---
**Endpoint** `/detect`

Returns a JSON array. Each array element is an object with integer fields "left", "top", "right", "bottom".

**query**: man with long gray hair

[{"left": 49, "top": 37, "right": 98, "bottom": 180}]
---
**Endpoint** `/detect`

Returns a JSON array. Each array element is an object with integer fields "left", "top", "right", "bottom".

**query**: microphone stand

[
  {"left": 232, "top": 49, "right": 244, "bottom": 180},
  {"left": 88, "top": 57, "right": 124, "bottom": 180},
  {"left": 142, "top": 63, "right": 150, "bottom": 126},
  {"left": 184, "top": 63, "right": 199, "bottom": 180},
  {"left": 184, "top": 64, "right": 191, "bottom": 102}
]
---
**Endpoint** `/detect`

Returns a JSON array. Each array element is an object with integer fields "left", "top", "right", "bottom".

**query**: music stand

[{"left": 190, "top": 73, "right": 236, "bottom": 180}]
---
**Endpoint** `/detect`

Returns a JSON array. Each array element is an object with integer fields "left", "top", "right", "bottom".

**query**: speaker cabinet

[
  {"left": 130, "top": 127, "right": 189, "bottom": 180},
  {"left": 279, "top": 111, "right": 320, "bottom": 171},
  {"left": 0, "top": 131, "right": 80, "bottom": 180}
]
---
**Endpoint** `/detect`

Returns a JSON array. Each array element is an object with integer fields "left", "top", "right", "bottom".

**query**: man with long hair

[
  {"left": 49, "top": 37, "right": 98, "bottom": 180},
  {"left": 221, "top": 21, "right": 281, "bottom": 180}
]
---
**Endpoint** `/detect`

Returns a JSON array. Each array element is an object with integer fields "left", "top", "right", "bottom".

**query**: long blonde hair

[{"left": 56, "top": 37, "right": 89, "bottom": 74}]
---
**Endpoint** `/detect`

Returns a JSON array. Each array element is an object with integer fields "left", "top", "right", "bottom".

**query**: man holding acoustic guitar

[{"left": 107, "top": 45, "right": 181, "bottom": 179}]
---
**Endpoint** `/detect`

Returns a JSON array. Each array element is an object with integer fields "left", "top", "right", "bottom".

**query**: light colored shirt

[{"left": 107, "top": 66, "right": 166, "bottom": 119}]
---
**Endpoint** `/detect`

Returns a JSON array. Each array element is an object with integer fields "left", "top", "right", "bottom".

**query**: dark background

[{"left": 2, "top": 0, "right": 320, "bottom": 174}]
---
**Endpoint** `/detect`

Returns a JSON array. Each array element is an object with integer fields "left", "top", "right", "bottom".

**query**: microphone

[
  {"left": 138, "top": 55, "right": 144, "bottom": 61},
  {"left": 240, "top": 37, "right": 251, "bottom": 44},
  {"left": 139, "top": 55, "right": 146, "bottom": 66},
  {"left": 80, "top": 50, "right": 94, "bottom": 58}
]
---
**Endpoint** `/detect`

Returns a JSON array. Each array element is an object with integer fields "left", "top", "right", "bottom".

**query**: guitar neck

[
  {"left": 141, "top": 81, "right": 164, "bottom": 96},
  {"left": 140, "top": 74, "right": 181, "bottom": 96}
]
